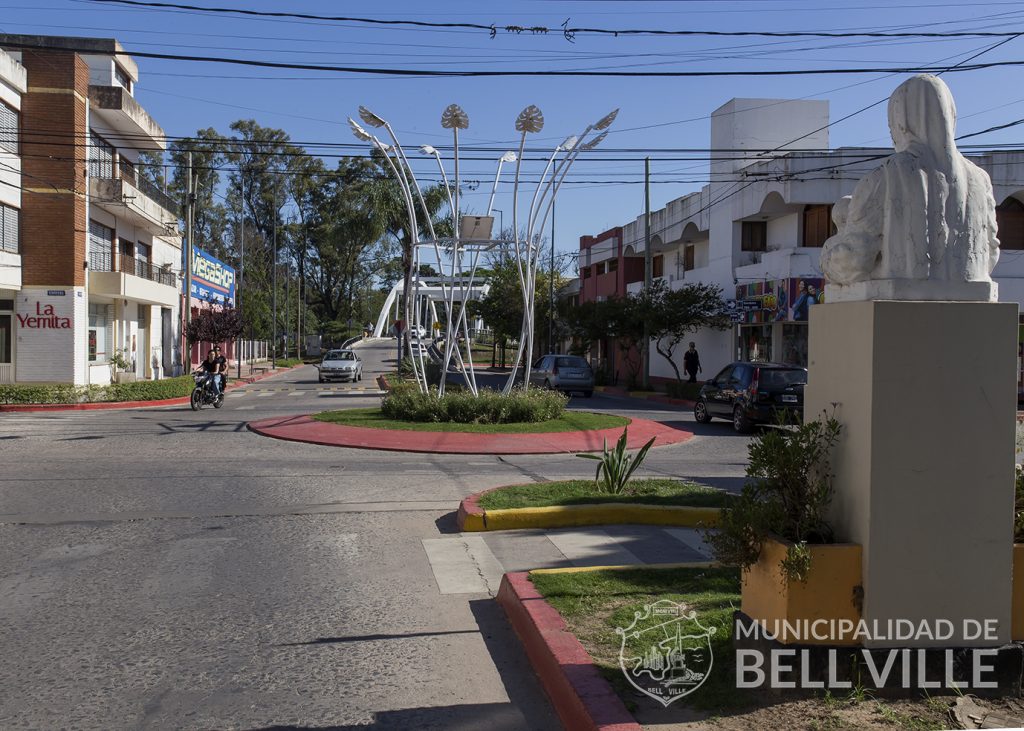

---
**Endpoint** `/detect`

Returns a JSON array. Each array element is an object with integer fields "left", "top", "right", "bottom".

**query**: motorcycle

[{"left": 190, "top": 372, "right": 225, "bottom": 411}]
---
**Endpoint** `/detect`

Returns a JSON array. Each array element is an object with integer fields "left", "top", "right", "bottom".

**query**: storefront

[{"left": 735, "top": 277, "right": 825, "bottom": 366}]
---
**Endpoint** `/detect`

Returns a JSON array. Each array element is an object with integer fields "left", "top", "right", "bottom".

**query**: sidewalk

[{"left": 247, "top": 414, "right": 694, "bottom": 454}]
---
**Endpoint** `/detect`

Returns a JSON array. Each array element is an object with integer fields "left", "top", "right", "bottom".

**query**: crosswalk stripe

[{"left": 422, "top": 536, "right": 505, "bottom": 595}]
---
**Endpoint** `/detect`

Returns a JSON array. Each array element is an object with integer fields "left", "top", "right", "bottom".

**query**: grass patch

[
  {"left": 530, "top": 566, "right": 744, "bottom": 711},
  {"left": 477, "top": 479, "right": 732, "bottom": 510},
  {"left": 312, "top": 407, "right": 628, "bottom": 433}
]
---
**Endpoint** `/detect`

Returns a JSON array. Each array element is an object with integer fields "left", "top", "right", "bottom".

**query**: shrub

[
  {"left": 381, "top": 383, "right": 567, "bottom": 424},
  {"left": 704, "top": 412, "right": 841, "bottom": 583},
  {"left": 100, "top": 375, "right": 194, "bottom": 402},
  {"left": 577, "top": 428, "right": 657, "bottom": 494},
  {"left": 0, "top": 375, "right": 194, "bottom": 405}
]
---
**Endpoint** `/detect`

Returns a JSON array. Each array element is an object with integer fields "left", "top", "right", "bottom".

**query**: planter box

[
  {"left": 113, "top": 372, "right": 137, "bottom": 384},
  {"left": 1013, "top": 544, "right": 1024, "bottom": 641},
  {"left": 741, "top": 535, "right": 862, "bottom": 645}
]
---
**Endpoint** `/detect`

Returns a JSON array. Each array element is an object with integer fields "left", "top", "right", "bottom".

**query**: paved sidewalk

[{"left": 247, "top": 414, "right": 694, "bottom": 454}]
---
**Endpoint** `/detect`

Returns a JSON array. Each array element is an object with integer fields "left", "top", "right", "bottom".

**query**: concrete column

[{"left": 804, "top": 301, "right": 1017, "bottom": 647}]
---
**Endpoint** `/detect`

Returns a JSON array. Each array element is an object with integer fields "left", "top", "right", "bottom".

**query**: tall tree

[
  {"left": 648, "top": 280, "right": 731, "bottom": 383},
  {"left": 168, "top": 128, "right": 230, "bottom": 258}
]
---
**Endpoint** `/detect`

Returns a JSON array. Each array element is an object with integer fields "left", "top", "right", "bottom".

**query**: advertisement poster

[
  {"left": 186, "top": 247, "right": 236, "bottom": 307},
  {"left": 735, "top": 278, "right": 825, "bottom": 323}
]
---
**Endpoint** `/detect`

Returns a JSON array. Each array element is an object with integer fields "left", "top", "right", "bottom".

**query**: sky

[{"left": 4, "top": 0, "right": 1024, "bottom": 265}]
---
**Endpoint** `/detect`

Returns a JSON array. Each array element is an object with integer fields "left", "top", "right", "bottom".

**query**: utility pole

[
  {"left": 549, "top": 200, "right": 555, "bottom": 354},
  {"left": 272, "top": 178, "right": 278, "bottom": 369},
  {"left": 236, "top": 171, "right": 244, "bottom": 380},
  {"left": 184, "top": 150, "right": 194, "bottom": 374},
  {"left": 643, "top": 156, "right": 652, "bottom": 390}
]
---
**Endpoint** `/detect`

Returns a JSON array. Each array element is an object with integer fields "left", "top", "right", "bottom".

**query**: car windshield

[
  {"left": 759, "top": 369, "right": 807, "bottom": 387},
  {"left": 325, "top": 351, "right": 354, "bottom": 361},
  {"left": 556, "top": 357, "right": 589, "bottom": 369}
]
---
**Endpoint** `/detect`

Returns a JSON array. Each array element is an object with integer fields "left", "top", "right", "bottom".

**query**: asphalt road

[{"left": 0, "top": 338, "right": 752, "bottom": 730}]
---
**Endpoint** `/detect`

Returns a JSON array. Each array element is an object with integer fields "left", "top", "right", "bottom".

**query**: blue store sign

[{"left": 186, "top": 246, "right": 235, "bottom": 307}]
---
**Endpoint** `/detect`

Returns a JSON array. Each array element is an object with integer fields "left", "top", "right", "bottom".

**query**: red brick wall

[{"left": 20, "top": 50, "right": 89, "bottom": 288}]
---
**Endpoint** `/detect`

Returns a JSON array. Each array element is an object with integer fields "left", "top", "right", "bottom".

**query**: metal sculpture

[{"left": 349, "top": 104, "right": 617, "bottom": 396}]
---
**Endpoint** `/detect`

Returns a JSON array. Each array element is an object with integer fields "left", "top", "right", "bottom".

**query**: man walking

[{"left": 683, "top": 342, "right": 702, "bottom": 384}]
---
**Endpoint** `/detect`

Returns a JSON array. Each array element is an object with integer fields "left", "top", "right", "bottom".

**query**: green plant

[
  {"left": 380, "top": 382, "right": 567, "bottom": 424},
  {"left": 704, "top": 412, "right": 841, "bottom": 583},
  {"left": 109, "top": 350, "right": 131, "bottom": 371},
  {"left": 577, "top": 428, "right": 657, "bottom": 495}
]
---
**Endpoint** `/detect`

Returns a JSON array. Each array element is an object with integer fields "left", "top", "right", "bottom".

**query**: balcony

[
  {"left": 87, "top": 250, "right": 179, "bottom": 307},
  {"left": 90, "top": 172, "right": 179, "bottom": 237},
  {"left": 88, "top": 85, "right": 166, "bottom": 151}
]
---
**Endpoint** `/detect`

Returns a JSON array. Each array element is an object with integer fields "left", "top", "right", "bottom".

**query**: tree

[
  {"left": 185, "top": 307, "right": 245, "bottom": 346},
  {"left": 168, "top": 128, "right": 230, "bottom": 258},
  {"left": 649, "top": 280, "right": 731, "bottom": 383}
]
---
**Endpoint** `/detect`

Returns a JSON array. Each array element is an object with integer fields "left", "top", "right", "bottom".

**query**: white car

[{"left": 319, "top": 349, "right": 363, "bottom": 383}]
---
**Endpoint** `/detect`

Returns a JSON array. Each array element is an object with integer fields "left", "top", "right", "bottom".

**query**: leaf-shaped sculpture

[
  {"left": 348, "top": 118, "right": 373, "bottom": 142},
  {"left": 560, "top": 135, "right": 579, "bottom": 151},
  {"left": 594, "top": 109, "right": 619, "bottom": 131},
  {"left": 515, "top": 105, "right": 544, "bottom": 133},
  {"left": 580, "top": 131, "right": 608, "bottom": 151},
  {"left": 359, "top": 106, "right": 386, "bottom": 128},
  {"left": 441, "top": 104, "right": 469, "bottom": 130}
]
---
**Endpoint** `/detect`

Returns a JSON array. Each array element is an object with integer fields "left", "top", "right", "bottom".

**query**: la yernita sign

[{"left": 18, "top": 302, "right": 71, "bottom": 329}]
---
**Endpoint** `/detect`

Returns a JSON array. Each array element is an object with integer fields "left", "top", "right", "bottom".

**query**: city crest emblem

[{"left": 616, "top": 598, "right": 716, "bottom": 706}]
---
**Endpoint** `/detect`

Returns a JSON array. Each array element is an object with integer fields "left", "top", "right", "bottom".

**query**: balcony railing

[
  {"left": 93, "top": 161, "right": 179, "bottom": 217},
  {"left": 89, "top": 249, "right": 176, "bottom": 287}
]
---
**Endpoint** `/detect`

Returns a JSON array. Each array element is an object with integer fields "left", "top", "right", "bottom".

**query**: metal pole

[
  {"left": 643, "top": 156, "right": 651, "bottom": 390},
  {"left": 549, "top": 200, "right": 555, "bottom": 354},
  {"left": 272, "top": 178, "right": 278, "bottom": 369},
  {"left": 184, "top": 150, "right": 194, "bottom": 374}
]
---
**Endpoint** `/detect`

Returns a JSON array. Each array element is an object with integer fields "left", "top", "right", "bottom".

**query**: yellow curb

[
  {"left": 470, "top": 503, "right": 721, "bottom": 532},
  {"left": 530, "top": 561, "right": 719, "bottom": 575}
]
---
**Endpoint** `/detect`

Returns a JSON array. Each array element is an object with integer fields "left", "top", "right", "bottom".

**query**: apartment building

[
  {"left": 0, "top": 35, "right": 181, "bottom": 385},
  {"left": 578, "top": 97, "right": 1024, "bottom": 385},
  {"left": 0, "top": 49, "right": 27, "bottom": 385}
]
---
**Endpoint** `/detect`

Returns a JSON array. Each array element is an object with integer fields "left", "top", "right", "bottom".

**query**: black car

[{"left": 693, "top": 361, "right": 807, "bottom": 433}]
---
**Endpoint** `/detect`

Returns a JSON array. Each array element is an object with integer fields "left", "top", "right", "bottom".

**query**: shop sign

[
  {"left": 17, "top": 302, "right": 72, "bottom": 329},
  {"left": 46, "top": 290, "right": 66, "bottom": 296},
  {"left": 734, "top": 278, "right": 826, "bottom": 324},
  {"left": 186, "top": 246, "right": 235, "bottom": 307}
]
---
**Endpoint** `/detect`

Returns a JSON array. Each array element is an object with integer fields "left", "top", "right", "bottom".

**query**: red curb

[
  {"left": 0, "top": 365, "right": 302, "bottom": 413},
  {"left": 496, "top": 572, "right": 640, "bottom": 731},
  {"left": 456, "top": 485, "right": 503, "bottom": 530},
  {"left": 246, "top": 414, "right": 693, "bottom": 455}
]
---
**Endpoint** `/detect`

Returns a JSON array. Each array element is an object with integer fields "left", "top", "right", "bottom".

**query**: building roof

[{"left": 0, "top": 35, "right": 138, "bottom": 80}]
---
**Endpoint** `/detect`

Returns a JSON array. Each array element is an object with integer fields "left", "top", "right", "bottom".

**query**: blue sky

[{"left": 5, "top": 0, "right": 1024, "bottom": 261}]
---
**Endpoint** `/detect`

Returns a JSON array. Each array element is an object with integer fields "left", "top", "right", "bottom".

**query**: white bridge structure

[{"left": 350, "top": 103, "right": 618, "bottom": 396}]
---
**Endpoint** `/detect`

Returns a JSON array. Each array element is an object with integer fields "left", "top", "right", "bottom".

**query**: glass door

[{"left": 0, "top": 312, "right": 13, "bottom": 383}]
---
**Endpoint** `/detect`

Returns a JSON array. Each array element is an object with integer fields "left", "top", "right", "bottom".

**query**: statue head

[{"left": 887, "top": 74, "right": 957, "bottom": 158}]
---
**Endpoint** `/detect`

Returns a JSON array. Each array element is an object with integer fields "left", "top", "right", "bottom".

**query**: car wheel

[
  {"left": 319, "top": 376, "right": 325, "bottom": 383},
  {"left": 733, "top": 405, "right": 752, "bottom": 434},
  {"left": 358, "top": 371, "right": 362, "bottom": 382},
  {"left": 694, "top": 399, "right": 712, "bottom": 423}
]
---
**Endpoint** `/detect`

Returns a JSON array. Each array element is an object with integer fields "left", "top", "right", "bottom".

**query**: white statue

[{"left": 820, "top": 74, "right": 1000, "bottom": 302}]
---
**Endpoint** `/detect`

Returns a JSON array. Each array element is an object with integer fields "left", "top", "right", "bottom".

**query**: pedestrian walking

[{"left": 683, "top": 342, "right": 702, "bottom": 383}]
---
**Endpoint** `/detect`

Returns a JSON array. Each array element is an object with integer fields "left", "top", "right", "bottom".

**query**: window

[
  {"left": 136, "top": 241, "right": 150, "bottom": 263},
  {"left": 88, "top": 303, "right": 113, "bottom": 363},
  {"left": 118, "top": 238, "right": 134, "bottom": 257},
  {"left": 596, "top": 262, "right": 606, "bottom": 275},
  {"left": 89, "top": 131, "right": 114, "bottom": 179},
  {"left": 0, "top": 204, "right": 18, "bottom": 253},
  {"left": 652, "top": 254, "right": 664, "bottom": 278},
  {"left": 0, "top": 101, "right": 18, "bottom": 155},
  {"left": 684, "top": 245, "right": 695, "bottom": 271},
  {"left": 997, "top": 198, "right": 1024, "bottom": 250},
  {"left": 607, "top": 258, "right": 618, "bottom": 273},
  {"left": 741, "top": 221, "right": 767, "bottom": 252},
  {"left": 113, "top": 64, "right": 132, "bottom": 93},
  {"left": 803, "top": 204, "right": 836, "bottom": 247},
  {"left": 118, "top": 156, "right": 136, "bottom": 184}
]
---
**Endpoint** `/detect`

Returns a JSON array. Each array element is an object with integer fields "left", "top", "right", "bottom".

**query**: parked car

[
  {"left": 319, "top": 349, "right": 363, "bottom": 383},
  {"left": 693, "top": 361, "right": 807, "bottom": 433},
  {"left": 529, "top": 354, "right": 595, "bottom": 397}
]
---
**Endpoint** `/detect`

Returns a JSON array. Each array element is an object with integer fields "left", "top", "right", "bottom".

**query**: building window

[
  {"left": 652, "top": 254, "right": 664, "bottom": 278},
  {"left": 741, "top": 221, "right": 767, "bottom": 252},
  {"left": 803, "top": 204, "right": 836, "bottom": 247},
  {"left": 581, "top": 266, "right": 591, "bottom": 279},
  {"left": 114, "top": 64, "right": 132, "bottom": 93},
  {"left": 118, "top": 156, "right": 136, "bottom": 184},
  {"left": 596, "top": 262, "right": 606, "bottom": 275},
  {"left": 607, "top": 258, "right": 618, "bottom": 273},
  {"left": 0, "top": 204, "right": 18, "bottom": 253},
  {"left": 88, "top": 303, "right": 113, "bottom": 363},
  {"left": 88, "top": 220, "right": 114, "bottom": 270},
  {"left": 89, "top": 131, "right": 115, "bottom": 179},
  {"left": 0, "top": 101, "right": 18, "bottom": 155},
  {"left": 997, "top": 197, "right": 1024, "bottom": 250},
  {"left": 684, "top": 245, "right": 695, "bottom": 271}
]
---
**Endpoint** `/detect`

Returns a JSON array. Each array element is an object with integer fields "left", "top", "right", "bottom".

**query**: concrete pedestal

[{"left": 804, "top": 301, "right": 1017, "bottom": 647}]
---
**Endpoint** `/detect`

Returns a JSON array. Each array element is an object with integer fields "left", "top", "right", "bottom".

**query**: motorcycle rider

[{"left": 200, "top": 346, "right": 226, "bottom": 397}]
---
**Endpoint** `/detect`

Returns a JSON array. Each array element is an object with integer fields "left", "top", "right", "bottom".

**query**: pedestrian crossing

[
  {"left": 228, "top": 385, "right": 384, "bottom": 396},
  {"left": 422, "top": 525, "right": 713, "bottom": 596}
]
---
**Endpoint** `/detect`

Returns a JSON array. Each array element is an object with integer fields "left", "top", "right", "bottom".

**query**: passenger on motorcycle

[{"left": 200, "top": 346, "right": 226, "bottom": 396}]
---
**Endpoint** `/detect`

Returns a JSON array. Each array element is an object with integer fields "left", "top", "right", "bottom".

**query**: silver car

[
  {"left": 319, "top": 349, "right": 362, "bottom": 383},
  {"left": 529, "top": 354, "right": 595, "bottom": 397}
]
